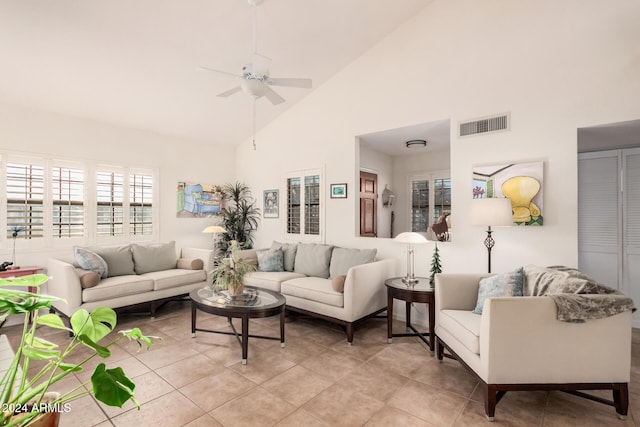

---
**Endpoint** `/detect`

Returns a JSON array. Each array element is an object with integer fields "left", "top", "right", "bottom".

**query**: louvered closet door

[
  {"left": 578, "top": 150, "right": 622, "bottom": 289},
  {"left": 623, "top": 148, "right": 640, "bottom": 322}
]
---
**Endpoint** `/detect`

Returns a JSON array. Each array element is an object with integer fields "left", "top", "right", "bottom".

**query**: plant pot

[
  {"left": 7, "top": 392, "right": 61, "bottom": 427},
  {"left": 227, "top": 283, "right": 245, "bottom": 296}
]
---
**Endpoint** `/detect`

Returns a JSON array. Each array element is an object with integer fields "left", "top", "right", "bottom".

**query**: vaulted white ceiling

[{"left": 0, "top": 0, "right": 431, "bottom": 145}]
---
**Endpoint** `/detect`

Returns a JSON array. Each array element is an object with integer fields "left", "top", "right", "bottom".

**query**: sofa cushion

[
  {"left": 294, "top": 243, "right": 333, "bottom": 279},
  {"left": 75, "top": 268, "right": 101, "bottom": 289},
  {"left": 177, "top": 258, "right": 204, "bottom": 270},
  {"left": 89, "top": 245, "right": 135, "bottom": 277},
  {"left": 74, "top": 247, "right": 108, "bottom": 279},
  {"left": 82, "top": 275, "right": 154, "bottom": 303},
  {"left": 237, "top": 249, "right": 258, "bottom": 267},
  {"left": 331, "top": 275, "right": 346, "bottom": 293},
  {"left": 243, "top": 271, "right": 305, "bottom": 292},
  {"left": 439, "top": 309, "right": 481, "bottom": 355},
  {"left": 281, "top": 277, "right": 344, "bottom": 308},
  {"left": 473, "top": 267, "right": 524, "bottom": 314},
  {"left": 329, "top": 247, "right": 377, "bottom": 278},
  {"left": 257, "top": 248, "right": 284, "bottom": 272},
  {"left": 131, "top": 241, "right": 178, "bottom": 274},
  {"left": 142, "top": 269, "right": 206, "bottom": 291},
  {"left": 270, "top": 241, "right": 298, "bottom": 272}
]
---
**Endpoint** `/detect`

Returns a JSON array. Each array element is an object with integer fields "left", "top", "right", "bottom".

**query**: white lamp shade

[
  {"left": 470, "top": 198, "right": 513, "bottom": 227},
  {"left": 202, "top": 225, "right": 226, "bottom": 234},
  {"left": 394, "top": 232, "right": 429, "bottom": 244}
]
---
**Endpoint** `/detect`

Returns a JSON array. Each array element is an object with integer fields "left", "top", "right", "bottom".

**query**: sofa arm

[
  {"left": 435, "top": 273, "right": 490, "bottom": 312},
  {"left": 343, "top": 258, "right": 396, "bottom": 321},
  {"left": 45, "top": 258, "right": 83, "bottom": 318},
  {"left": 180, "top": 247, "right": 215, "bottom": 282},
  {"left": 480, "top": 296, "right": 632, "bottom": 384}
]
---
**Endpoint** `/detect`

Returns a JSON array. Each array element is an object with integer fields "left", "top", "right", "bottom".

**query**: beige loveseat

[
  {"left": 46, "top": 242, "right": 214, "bottom": 318},
  {"left": 435, "top": 269, "right": 633, "bottom": 421},
  {"left": 239, "top": 242, "right": 395, "bottom": 344}
]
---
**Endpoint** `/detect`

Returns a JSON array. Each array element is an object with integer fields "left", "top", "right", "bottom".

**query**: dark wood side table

[{"left": 385, "top": 277, "right": 435, "bottom": 353}]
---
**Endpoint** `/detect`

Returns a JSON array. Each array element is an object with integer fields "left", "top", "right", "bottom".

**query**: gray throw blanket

[{"left": 523, "top": 265, "right": 635, "bottom": 323}]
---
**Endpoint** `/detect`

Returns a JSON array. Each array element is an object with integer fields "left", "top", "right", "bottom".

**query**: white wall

[
  {"left": 0, "top": 102, "right": 236, "bottom": 268},
  {"left": 236, "top": 0, "right": 640, "bottom": 323}
]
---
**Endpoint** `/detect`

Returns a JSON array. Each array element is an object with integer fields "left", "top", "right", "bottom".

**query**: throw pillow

[
  {"left": 270, "top": 241, "right": 298, "bottom": 272},
  {"left": 331, "top": 275, "right": 347, "bottom": 292},
  {"left": 294, "top": 243, "right": 334, "bottom": 279},
  {"left": 131, "top": 241, "right": 178, "bottom": 274},
  {"left": 329, "top": 247, "right": 377, "bottom": 278},
  {"left": 473, "top": 267, "right": 524, "bottom": 315},
  {"left": 87, "top": 244, "right": 135, "bottom": 277},
  {"left": 257, "top": 248, "right": 285, "bottom": 272},
  {"left": 75, "top": 268, "right": 101, "bottom": 289},
  {"left": 177, "top": 258, "right": 204, "bottom": 270},
  {"left": 74, "top": 247, "right": 108, "bottom": 279}
]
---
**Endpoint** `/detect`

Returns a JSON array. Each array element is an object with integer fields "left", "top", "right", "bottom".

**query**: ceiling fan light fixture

[
  {"left": 406, "top": 139, "right": 427, "bottom": 149},
  {"left": 241, "top": 79, "right": 268, "bottom": 98}
]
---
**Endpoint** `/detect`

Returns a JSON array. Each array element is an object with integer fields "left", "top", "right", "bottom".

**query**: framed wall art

[
  {"left": 263, "top": 189, "right": 279, "bottom": 218},
  {"left": 330, "top": 183, "right": 347, "bottom": 199}
]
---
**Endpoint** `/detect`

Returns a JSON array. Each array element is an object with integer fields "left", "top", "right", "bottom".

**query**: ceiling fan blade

[
  {"left": 252, "top": 53, "right": 271, "bottom": 76},
  {"left": 217, "top": 86, "right": 242, "bottom": 97},
  {"left": 197, "top": 66, "right": 241, "bottom": 79},
  {"left": 264, "top": 87, "right": 285, "bottom": 105},
  {"left": 267, "top": 77, "right": 312, "bottom": 89}
]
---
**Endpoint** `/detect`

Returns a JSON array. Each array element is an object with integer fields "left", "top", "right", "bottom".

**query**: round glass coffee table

[{"left": 190, "top": 285, "right": 286, "bottom": 365}]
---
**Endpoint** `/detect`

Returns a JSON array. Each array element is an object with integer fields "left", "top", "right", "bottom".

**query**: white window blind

[
  {"left": 286, "top": 169, "right": 323, "bottom": 240},
  {"left": 6, "top": 162, "right": 44, "bottom": 239},
  {"left": 129, "top": 173, "right": 153, "bottom": 236},
  {"left": 52, "top": 166, "right": 84, "bottom": 238},
  {"left": 96, "top": 171, "right": 124, "bottom": 237}
]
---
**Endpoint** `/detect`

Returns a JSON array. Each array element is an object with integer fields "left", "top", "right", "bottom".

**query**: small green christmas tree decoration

[{"left": 429, "top": 242, "right": 442, "bottom": 286}]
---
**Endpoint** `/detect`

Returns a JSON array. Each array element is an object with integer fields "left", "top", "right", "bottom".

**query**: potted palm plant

[
  {"left": 211, "top": 241, "right": 256, "bottom": 296},
  {"left": 0, "top": 274, "right": 156, "bottom": 426},
  {"left": 219, "top": 182, "right": 260, "bottom": 254}
]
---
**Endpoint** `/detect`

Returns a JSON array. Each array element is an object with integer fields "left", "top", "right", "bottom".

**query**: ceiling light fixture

[{"left": 406, "top": 139, "right": 427, "bottom": 149}]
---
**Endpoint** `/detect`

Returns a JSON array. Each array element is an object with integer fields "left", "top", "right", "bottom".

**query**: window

[
  {"left": 52, "top": 166, "right": 84, "bottom": 238},
  {"left": 6, "top": 162, "right": 44, "bottom": 239},
  {"left": 96, "top": 171, "right": 124, "bottom": 237},
  {"left": 129, "top": 173, "right": 153, "bottom": 236},
  {"left": 409, "top": 173, "right": 451, "bottom": 237},
  {"left": 286, "top": 169, "right": 323, "bottom": 240},
  {"left": 1, "top": 155, "right": 156, "bottom": 244}
]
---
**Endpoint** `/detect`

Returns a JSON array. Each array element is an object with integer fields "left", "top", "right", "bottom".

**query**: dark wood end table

[
  {"left": 190, "top": 285, "right": 285, "bottom": 365},
  {"left": 385, "top": 277, "right": 435, "bottom": 353}
]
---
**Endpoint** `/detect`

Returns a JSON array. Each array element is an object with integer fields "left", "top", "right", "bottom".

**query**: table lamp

[
  {"left": 470, "top": 198, "right": 513, "bottom": 273},
  {"left": 394, "top": 232, "right": 428, "bottom": 285}
]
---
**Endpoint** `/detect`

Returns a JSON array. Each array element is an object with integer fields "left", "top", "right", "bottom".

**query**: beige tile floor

[{"left": 4, "top": 301, "right": 640, "bottom": 426}]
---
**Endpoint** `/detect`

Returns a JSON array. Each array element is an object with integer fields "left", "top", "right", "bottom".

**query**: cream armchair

[{"left": 434, "top": 273, "right": 632, "bottom": 421}]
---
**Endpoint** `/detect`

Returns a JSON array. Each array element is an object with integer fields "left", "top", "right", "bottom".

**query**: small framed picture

[
  {"left": 263, "top": 189, "right": 279, "bottom": 218},
  {"left": 330, "top": 183, "right": 348, "bottom": 199}
]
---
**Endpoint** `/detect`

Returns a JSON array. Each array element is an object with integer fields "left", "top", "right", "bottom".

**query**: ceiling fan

[{"left": 198, "top": 0, "right": 312, "bottom": 106}]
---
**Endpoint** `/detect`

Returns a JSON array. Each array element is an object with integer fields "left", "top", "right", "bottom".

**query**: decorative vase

[{"left": 227, "top": 283, "right": 244, "bottom": 296}]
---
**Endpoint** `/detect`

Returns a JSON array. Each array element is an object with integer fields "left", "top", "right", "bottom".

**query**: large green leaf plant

[{"left": 0, "top": 274, "right": 157, "bottom": 426}]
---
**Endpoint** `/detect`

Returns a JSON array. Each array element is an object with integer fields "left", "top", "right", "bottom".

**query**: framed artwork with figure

[{"left": 263, "top": 189, "right": 279, "bottom": 218}]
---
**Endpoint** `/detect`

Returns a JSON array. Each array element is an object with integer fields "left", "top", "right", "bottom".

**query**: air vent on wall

[{"left": 459, "top": 113, "right": 510, "bottom": 137}]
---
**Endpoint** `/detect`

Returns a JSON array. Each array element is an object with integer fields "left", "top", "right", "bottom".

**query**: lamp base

[{"left": 402, "top": 276, "right": 419, "bottom": 286}]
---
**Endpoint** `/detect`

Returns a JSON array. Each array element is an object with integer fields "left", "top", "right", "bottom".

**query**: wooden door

[{"left": 360, "top": 171, "right": 377, "bottom": 237}]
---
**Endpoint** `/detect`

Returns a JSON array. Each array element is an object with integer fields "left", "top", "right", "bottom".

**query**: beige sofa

[
  {"left": 435, "top": 272, "right": 633, "bottom": 421},
  {"left": 46, "top": 242, "right": 214, "bottom": 318},
  {"left": 240, "top": 242, "right": 395, "bottom": 343}
]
